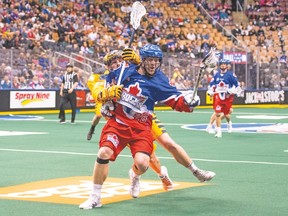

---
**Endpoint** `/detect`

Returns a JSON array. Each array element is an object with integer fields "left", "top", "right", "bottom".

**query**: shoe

[
  {"left": 193, "top": 169, "right": 216, "bottom": 182},
  {"left": 59, "top": 120, "right": 66, "bottom": 124},
  {"left": 227, "top": 121, "right": 232, "bottom": 133},
  {"left": 87, "top": 127, "right": 95, "bottom": 140},
  {"left": 206, "top": 125, "right": 215, "bottom": 134},
  {"left": 129, "top": 169, "right": 140, "bottom": 198},
  {"left": 215, "top": 130, "right": 222, "bottom": 138},
  {"left": 79, "top": 194, "right": 102, "bottom": 209},
  {"left": 159, "top": 166, "right": 173, "bottom": 191},
  {"left": 71, "top": 121, "right": 76, "bottom": 124}
]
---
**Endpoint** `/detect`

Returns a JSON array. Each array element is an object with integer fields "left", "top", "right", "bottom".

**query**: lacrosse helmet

[
  {"left": 139, "top": 44, "right": 163, "bottom": 77},
  {"left": 219, "top": 59, "right": 227, "bottom": 65},
  {"left": 103, "top": 50, "right": 122, "bottom": 66},
  {"left": 219, "top": 58, "right": 229, "bottom": 72},
  {"left": 139, "top": 44, "right": 163, "bottom": 61}
]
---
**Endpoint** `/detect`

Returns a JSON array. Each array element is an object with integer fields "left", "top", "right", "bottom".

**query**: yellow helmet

[{"left": 103, "top": 50, "right": 122, "bottom": 66}]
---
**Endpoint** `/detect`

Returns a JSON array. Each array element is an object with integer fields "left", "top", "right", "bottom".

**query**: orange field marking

[{"left": 0, "top": 176, "right": 209, "bottom": 205}]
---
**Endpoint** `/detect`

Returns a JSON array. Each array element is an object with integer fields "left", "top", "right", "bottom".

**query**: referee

[{"left": 58, "top": 63, "right": 79, "bottom": 124}]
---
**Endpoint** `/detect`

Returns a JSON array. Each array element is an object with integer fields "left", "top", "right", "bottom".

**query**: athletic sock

[
  {"left": 187, "top": 162, "right": 199, "bottom": 172},
  {"left": 92, "top": 184, "right": 102, "bottom": 196}
]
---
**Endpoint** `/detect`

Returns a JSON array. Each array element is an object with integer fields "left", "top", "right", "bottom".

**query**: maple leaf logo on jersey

[
  {"left": 215, "top": 81, "right": 228, "bottom": 93},
  {"left": 119, "top": 82, "right": 148, "bottom": 113},
  {"left": 219, "top": 81, "right": 225, "bottom": 87},
  {"left": 128, "top": 83, "right": 141, "bottom": 96}
]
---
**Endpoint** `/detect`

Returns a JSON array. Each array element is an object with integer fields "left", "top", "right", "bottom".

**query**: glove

[
  {"left": 207, "top": 89, "right": 214, "bottom": 96},
  {"left": 227, "top": 87, "right": 237, "bottom": 95},
  {"left": 98, "top": 85, "right": 123, "bottom": 102},
  {"left": 189, "top": 95, "right": 200, "bottom": 108},
  {"left": 100, "top": 101, "right": 115, "bottom": 118},
  {"left": 183, "top": 91, "right": 201, "bottom": 108},
  {"left": 207, "top": 87, "right": 214, "bottom": 96},
  {"left": 122, "top": 48, "right": 141, "bottom": 65}
]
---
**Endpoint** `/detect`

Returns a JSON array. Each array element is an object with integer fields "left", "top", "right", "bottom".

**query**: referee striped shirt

[{"left": 63, "top": 71, "right": 78, "bottom": 90}]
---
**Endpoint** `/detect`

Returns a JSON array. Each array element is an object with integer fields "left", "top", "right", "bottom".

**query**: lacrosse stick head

[
  {"left": 202, "top": 47, "right": 220, "bottom": 69},
  {"left": 130, "top": 1, "right": 146, "bottom": 30}
]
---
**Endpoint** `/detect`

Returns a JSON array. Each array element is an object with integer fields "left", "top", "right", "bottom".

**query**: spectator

[
  {"left": 51, "top": 76, "right": 60, "bottom": 89},
  {"left": 0, "top": 75, "right": 11, "bottom": 89}
]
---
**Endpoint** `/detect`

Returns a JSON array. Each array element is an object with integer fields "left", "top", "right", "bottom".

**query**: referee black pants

[{"left": 59, "top": 91, "right": 77, "bottom": 122}]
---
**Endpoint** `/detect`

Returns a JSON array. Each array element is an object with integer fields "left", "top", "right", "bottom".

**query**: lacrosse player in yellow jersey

[
  {"left": 86, "top": 67, "right": 109, "bottom": 141},
  {"left": 85, "top": 49, "right": 173, "bottom": 191}
]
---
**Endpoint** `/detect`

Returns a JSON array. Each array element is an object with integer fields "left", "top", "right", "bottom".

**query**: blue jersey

[
  {"left": 209, "top": 69, "right": 239, "bottom": 100},
  {"left": 107, "top": 64, "right": 192, "bottom": 130}
]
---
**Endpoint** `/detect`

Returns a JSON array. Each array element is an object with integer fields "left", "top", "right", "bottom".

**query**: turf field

[{"left": 0, "top": 108, "right": 287, "bottom": 216}]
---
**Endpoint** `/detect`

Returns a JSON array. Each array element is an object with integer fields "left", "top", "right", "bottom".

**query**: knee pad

[{"left": 97, "top": 157, "right": 109, "bottom": 164}]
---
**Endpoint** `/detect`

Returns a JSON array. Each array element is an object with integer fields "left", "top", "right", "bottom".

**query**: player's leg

[
  {"left": 224, "top": 105, "right": 233, "bottom": 133},
  {"left": 79, "top": 146, "right": 112, "bottom": 209},
  {"left": 128, "top": 131, "right": 154, "bottom": 198},
  {"left": 149, "top": 148, "right": 173, "bottom": 191},
  {"left": 214, "top": 112, "right": 223, "bottom": 138},
  {"left": 80, "top": 119, "right": 127, "bottom": 209},
  {"left": 87, "top": 103, "right": 102, "bottom": 140},
  {"left": 206, "top": 112, "right": 217, "bottom": 134},
  {"left": 156, "top": 132, "right": 215, "bottom": 182},
  {"left": 213, "top": 95, "right": 223, "bottom": 138}
]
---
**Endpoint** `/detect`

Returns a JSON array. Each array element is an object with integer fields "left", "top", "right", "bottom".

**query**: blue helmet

[
  {"left": 225, "top": 59, "right": 231, "bottom": 65},
  {"left": 219, "top": 59, "right": 229, "bottom": 65},
  {"left": 139, "top": 44, "right": 163, "bottom": 61}
]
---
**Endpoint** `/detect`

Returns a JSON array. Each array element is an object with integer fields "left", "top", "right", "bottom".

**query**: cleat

[
  {"left": 193, "top": 169, "right": 216, "bottom": 182},
  {"left": 71, "top": 121, "right": 76, "bottom": 124},
  {"left": 227, "top": 121, "right": 232, "bottom": 133},
  {"left": 215, "top": 130, "right": 222, "bottom": 138},
  {"left": 159, "top": 166, "right": 173, "bottom": 191},
  {"left": 206, "top": 125, "right": 215, "bottom": 134},
  {"left": 79, "top": 194, "right": 102, "bottom": 209},
  {"left": 129, "top": 169, "right": 140, "bottom": 198},
  {"left": 59, "top": 120, "right": 66, "bottom": 124},
  {"left": 87, "top": 127, "right": 95, "bottom": 140}
]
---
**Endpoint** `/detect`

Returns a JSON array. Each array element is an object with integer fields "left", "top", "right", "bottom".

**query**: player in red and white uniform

[
  {"left": 206, "top": 59, "right": 240, "bottom": 138},
  {"left": 79, "top": 44, "right": 204, "bottom": 209}
]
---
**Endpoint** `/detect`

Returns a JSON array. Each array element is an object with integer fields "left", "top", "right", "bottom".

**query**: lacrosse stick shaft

[
  {"left": 191, "top": 67, "right": 205, "bottom": 102},
  {"left": 117, "top": 29, "right": 136, "bottom": 85}
]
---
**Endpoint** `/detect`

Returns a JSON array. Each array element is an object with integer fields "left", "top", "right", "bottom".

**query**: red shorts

[
  {"left": 213, "top": 94, "right": 234, "bottom": 115},
  {"left": 99, "top": 118, "right": 154, "bottom": 161}
]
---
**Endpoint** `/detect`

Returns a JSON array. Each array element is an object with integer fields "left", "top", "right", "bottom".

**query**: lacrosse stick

[
  {"left": 117, "top": 1, "right": 146, "bottom": 85},
  {"left": 190, "top": 47, "right": 220, "bottom": 103}
]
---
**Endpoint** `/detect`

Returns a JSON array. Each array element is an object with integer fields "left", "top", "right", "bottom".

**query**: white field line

[{"left": 0, "top": 148, "right": 287, "bottom": 166}]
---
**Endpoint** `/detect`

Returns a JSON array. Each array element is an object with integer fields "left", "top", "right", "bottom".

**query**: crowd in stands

[{"left": 0, "top": 0, "right": 287, "bottom": 91}]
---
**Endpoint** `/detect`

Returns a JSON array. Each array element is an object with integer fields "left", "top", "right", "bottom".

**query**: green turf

[{"left": 0, "top": 108, "right": 288, "bottom": 216}]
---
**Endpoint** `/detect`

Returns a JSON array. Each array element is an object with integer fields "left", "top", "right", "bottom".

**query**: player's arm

[{"left": 156, "top": 74, "right": 200, "bottom": 112}]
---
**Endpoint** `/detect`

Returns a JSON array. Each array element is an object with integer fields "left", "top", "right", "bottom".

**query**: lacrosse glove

[
  {"left": 207, "top": 87, "right": 214, "bottom": 96},
  {"left": 100, "top": 101, "right": 115, "bottom": 118},
  {"left": 97, "top": 85, "right": 123, "bottom": 102},
  {"left": 183, "top": 91, "right": 201, "bottom": 108},
  {"left": 122, "top": 48, "right": 141, "bottom": 65},
  {"left": 189, "top": 95, "right": 201, "bottom": 108}
]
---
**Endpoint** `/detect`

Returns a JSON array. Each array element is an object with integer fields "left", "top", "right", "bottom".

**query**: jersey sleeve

[{"left": 156, "top": 73, "right": 193, "bottom": 112}]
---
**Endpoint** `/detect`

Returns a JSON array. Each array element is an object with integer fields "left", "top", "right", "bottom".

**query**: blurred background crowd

[{"left": 0, "top": 0, "right": 287, "bottom": 91}]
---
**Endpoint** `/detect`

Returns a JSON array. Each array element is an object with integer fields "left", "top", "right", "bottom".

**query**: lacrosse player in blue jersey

[
  {"left": 206, "top": 59, "right": 241, "bottom": 138},
  {"left": 79, "top": 44, "right": 216, "bottom": 209}
]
